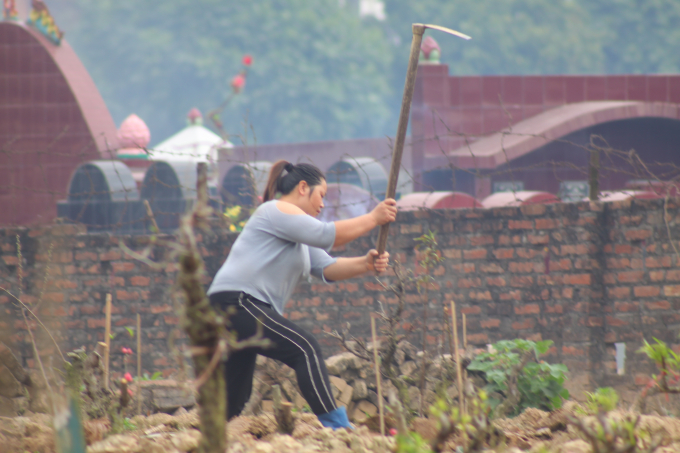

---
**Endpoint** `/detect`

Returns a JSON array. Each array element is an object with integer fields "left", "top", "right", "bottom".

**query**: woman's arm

[
  {"left": 333, "top": 199, "right": 397, "bottom": 247},
  {"left": 322, "top": 250, "right": 390, "bottom": 281}
]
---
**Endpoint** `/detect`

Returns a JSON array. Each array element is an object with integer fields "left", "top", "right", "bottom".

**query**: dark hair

[{"left": 262, "top": 160, "right": 325, "bottom": 202}]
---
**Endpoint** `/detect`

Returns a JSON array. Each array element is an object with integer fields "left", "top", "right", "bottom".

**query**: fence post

[{"left": 589, "top": 149, "right": 600, "bottom": 201}]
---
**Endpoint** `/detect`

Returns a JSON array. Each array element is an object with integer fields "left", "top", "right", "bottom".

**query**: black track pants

[{"left": 209, "top": 291, "right": 337, "bottom": 419}]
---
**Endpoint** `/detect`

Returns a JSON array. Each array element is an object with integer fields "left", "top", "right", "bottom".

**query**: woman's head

[{"left": 262, "top": 160, "right": 326, "bottom": 204}]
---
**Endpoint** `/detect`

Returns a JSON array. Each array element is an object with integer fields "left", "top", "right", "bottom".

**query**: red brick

[
  {"left": 509, "top": 220, "right": 533, "bottom": 229},
  {"left": 84, "top": 278, "right": 103, "bottom": 287},
  {"left": 463, "top": 263, "right": 475, "bottom": 273},
  {"left": 470, "top": 291, "right": 492, "bottom": 300},
  {"left": 635, "top": 374, "right": 653, "bottom": 386},
  {"left": 2, "top": 255, "right": 18, "bottom": 265},
  {"left": 458, "top": 278, "right": 481, "bottom": 288},
  {"left": 582, "top": 317, "right": 603, "bottom": 327},
  {"left": 606, "top": 257, "right": 630, "bottom": 269},
  {"left": 512, "top": 319, "right": 535, "bottom": 330},
  {"left": 443, "top": 249, "right": 462, "bottom": 259},
  {"left": 461, "top": 306, "right": 481, "bottom": 315},
  {"left": 634, "top": 286, "right": 660, "bottom": 298},
  {"left": 464, "top": 249, "right": 487, "bottom": 260},
  {"left": 510, "top": 276, "right": 534, "bottom": 287},
  {"left": 515, "top": 304, "right": 540, "bottom": 315},
  {"left": 151, "top": 304, "right": 172, "bottom": 314},
  {"left": 130, "top": 276, "right": 150, "bottom": 286},
  {"left": 75, "top": 251, "right": 98, "bottom": 261},
  {"left": 545, "top": 304, "right": 563, "bottom": 314},
  {"left": 112, "top": 262, "right": 135, "bottom": 273},
  {"left": 565, "top": 274, "right": 591, "bottom": 285},
  {"left": 535, "top": 218, "right": 557, "bottom": 229},
  {"left": 470, "top": 235, "right": 494, "bottom": 246},
  {"left": 42, "top": 292, "right": 65, "bottom": 303},
  {"left": 606, "top": 316, "right": 628, "bottom": 326},
  {"left": 516, "top": 248, "right": 539, "bottom": 259},
  {"left": 498, "top": 235, "right": 511, "bottom": 245},
  {"left": 614, "top": 244, "right": 632, "bottom": 254},
  {"left": 608, "top": 287, "right": 630, "bottom": 299},
  {"left": 99, "top": 251, "right": 122, "bottom": 261},
  {"left": 400, "top": 224, "right": 422, "bottom": 234},
  {"left": 480, "top": 263, "right": 504, "bottom": 273},
  {"left": 493, "top": 248, "right": 514, "bottom": 259},
  {"left": 614, "top": 301, "right": 639, "bottom": 312},
  {"left": 646, "top": 256, "right": 672, "bottom": 268},
  {"left": 646, "top": 300, "right": 671, "bottom": 310},
  {"left": 509, "top": 262, "right": 535, "bottom": 273},
  {"left": 467, "top": 333, "right": 488, "bottom": 343},
  {"left": 617, "top": 271, "right": 643, "bottom": 283},
  {"left": 527, "top": 234, "right": 549, "bottom": 245},
  {"left": 486, "top": 277, "right": 506, "bottom": 286},
  {"left": 562, "top": 346, "right": 585, "bottom": 356},
  {"left": 164, "top": 316, "right": 179, "bottom": 325},
  {"left": 87, "top": 318, "right": 106, "bottom": 329},
  {"left": 116, "top": 290, "right": 140, "bottom": 300},
  {"left": 500, "top": 290, "right": 522, "bottom": 301},
  {"left": 624, "top": 229, "right": 652, "bottom": 241},
  {"left": 480, "top": 318, "right": 501, "bottom": 328},
  {"left": 666, "top": 270, "right": 680, "bottom": 281}
]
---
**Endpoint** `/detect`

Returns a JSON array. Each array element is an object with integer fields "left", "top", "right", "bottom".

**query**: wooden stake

[
  {"left": 463, "top": 313, "right": 467, "bottom": 349},
  {"left": 451, "top": 301, "right": 464, "bottom": 416},
  {"left": 272, "top": 384, "right": 295, "bottom": 434},
  {"left": 371, "top": 315, "right": 384, "bottom": 436},
  {"left": 136, "top": 313, "right": 142, "bottom": 415},
  {"left": 143, "top": 200, "right": 160, "bottom": 233},
  {"left": 104, "top": 294, "right": 112, "bottom": 390}
]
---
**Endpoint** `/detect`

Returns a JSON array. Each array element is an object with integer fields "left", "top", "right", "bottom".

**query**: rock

[
  {"left": 556, "top": 440, "right": 591, "bottom": 453},
  {"left": 326, "top": 353, "right": 360, "bottom": 376},
  {"left": 88, "top": 434, "right": 142, "bottom": 453},
  {"left": 352, "top": 380, "right": 367, "bottom": 400},
  {"left": 170, "top": 429, "right": 201, "bottom": 451},
  {"left": 407, "top": 387, "right": 421, "bottom": 412},
  {"left": 330, "top": 376, "right": 349, "bottom": 393},
  {"left": 0, "top": 395, "right": 27, "bottom": 417},
  {"left": 138, "top": 380, "right": 196, "bottom": 413},
  {"left": 338, "top": 384, "right": 354, "bottom": 406},
  {"left": 400, "top": 360, "right": 418, "bottom": 377},
  {"left": 0, "top": 364, "right": 24, "bottom": 398},
  {"left": 412, "top": 417, "right": 438, "bottom": 441},
  {"left": 352, "top": 400, "right": 377, "bottom": 421},
  {"left": 252, "top": 442, "right": 274, "bottom": 453},
  {"left": 261, "top": 400, "right": 273, "bottom": 412}
]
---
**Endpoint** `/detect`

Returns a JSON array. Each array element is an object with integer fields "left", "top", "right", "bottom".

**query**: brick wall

[{"left": 2, "top": 198, "right": 680, "bottom": 400}]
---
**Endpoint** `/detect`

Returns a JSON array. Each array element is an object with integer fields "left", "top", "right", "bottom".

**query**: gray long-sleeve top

[{"left": 207, "top": 200, "right": 337, "bottom": 315}]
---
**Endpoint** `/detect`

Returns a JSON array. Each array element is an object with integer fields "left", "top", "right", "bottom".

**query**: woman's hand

[
  {"left": 370, "top": 199, "right": 397, "bottom": 226},
  {"left": 366, "top": 249, "right": 390, "bottom": 273}
]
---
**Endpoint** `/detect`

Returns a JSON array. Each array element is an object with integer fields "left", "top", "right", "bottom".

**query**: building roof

[
  {"left": 447, "top": 101, "right": 680, "bottom": 169},
  {"left": 149, "top": 110, "right": 232, "bottom": 164}
]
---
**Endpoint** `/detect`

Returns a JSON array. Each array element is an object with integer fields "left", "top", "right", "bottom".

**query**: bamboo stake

[
  {"left": 104, "top": 294, "right": 112, "bottom": 390},
  {"left": 451, "top": 301, "right": 464, "bottom": 415},
  {"left": 371, "top": 315, "right": 384, "bottom": 436},
  {"left": 137, "top": 313, "right": 142, "bottom": 415}
]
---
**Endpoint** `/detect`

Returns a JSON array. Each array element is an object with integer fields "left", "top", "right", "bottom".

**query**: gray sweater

[{"left": 207, "top": 201, "right": 337, "bottom": 314}]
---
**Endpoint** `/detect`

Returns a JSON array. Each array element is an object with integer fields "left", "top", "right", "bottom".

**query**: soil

[{"left": 3, "top": 402, "right": 680, "bottom": 453}]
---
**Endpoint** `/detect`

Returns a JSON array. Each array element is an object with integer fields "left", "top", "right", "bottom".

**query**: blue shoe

[{"left": 317, "top": 406, "right": 353, "bottom": 430}]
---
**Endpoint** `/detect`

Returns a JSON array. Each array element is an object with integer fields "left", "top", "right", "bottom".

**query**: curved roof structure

[
  {"left": 481, "top": 191, "right": 560, "bottom": 208},
  {"left": 397, "top": 191, "right": 482, "bottom": 210},
  {"left": 448, "top": 101, "right": 680, "bottom": 169},
  {"left": 0, "top": 21, "right": 119, "bottom": 226}
]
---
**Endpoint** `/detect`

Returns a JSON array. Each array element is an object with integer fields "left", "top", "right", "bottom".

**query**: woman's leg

[
  {"left": 224, "top": 349, "right": 257, "bottom": 419},
  {"left": 236, "top": 296, "right": 338, "bottom": 415}
]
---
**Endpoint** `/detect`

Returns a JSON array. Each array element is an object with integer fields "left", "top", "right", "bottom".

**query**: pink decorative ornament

[{"left": 242, "top": 54, "right": 253, "bottom": 66}]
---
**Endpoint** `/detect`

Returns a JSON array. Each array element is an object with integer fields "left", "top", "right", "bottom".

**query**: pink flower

[
  {"left": 231, "top": 74, "right": 246, "bottom": 93},
  {"left": 124, "top": 372, "right": 133, "bottom": 382},
  {"left": 128, "top": 388, "right": 134, "bottom": 397},
  {"left": 389, "top": 428, "right": 398, "bottom": 436},
  {"left": 122, "top": 347, "right": 133, "bottom": 355},
  {"left": 242, "top": 54, "right": 253, "bottom": 66}
]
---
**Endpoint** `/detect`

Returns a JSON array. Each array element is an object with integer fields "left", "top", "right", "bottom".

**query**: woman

[{"left": 208, "top": 160, "right": 397, "bottom": 429}]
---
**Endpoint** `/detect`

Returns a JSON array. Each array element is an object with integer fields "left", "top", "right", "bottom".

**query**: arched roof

[{"left": 448, "top": 101, "right": 680, "bottom": 169}]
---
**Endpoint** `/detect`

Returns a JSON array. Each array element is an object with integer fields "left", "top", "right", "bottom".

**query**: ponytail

[{"left": 262, "top": 160, "right": 325, "bottom": 202}]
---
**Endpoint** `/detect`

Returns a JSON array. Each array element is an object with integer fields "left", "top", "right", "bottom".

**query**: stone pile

[
  {"left": 0, "top": 342, "right": 49, "bottom": 416},
  {"left": 247, "top": 341, "right": 471, "bottom": 422}
]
